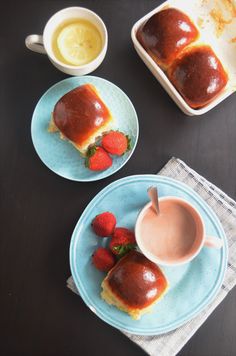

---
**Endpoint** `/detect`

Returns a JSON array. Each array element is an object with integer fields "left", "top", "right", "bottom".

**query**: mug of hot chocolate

[{"left": 135, "top": 189, "right": 223, "bottom": 266}]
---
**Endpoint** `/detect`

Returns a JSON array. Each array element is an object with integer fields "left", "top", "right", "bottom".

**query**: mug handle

[
  {"left": 204, "top": 236, "right": 223, "bottom": 249},
  {"left": 25, "top": 34, "right": 46, "bottom": 54}
]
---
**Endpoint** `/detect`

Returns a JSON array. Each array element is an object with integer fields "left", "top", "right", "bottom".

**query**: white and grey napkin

[{"left": 67, "top": 157, "right": 236, "bottom": 356}]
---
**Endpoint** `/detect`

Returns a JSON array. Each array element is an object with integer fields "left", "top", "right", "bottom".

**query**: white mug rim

[
  {"left": 42, "top": 6, "right": 108, "bottom": 70},
  {"left": 135, "top": 196, "right": 206, "bottom": 266}
]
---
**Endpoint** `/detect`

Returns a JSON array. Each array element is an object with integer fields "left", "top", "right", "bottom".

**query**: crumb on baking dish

[
  {"left": 197, "top": 17, "right": 204, "bottom": 28},
  {"left": 210, "top": 0, "right": 236, "bottom": 37}
]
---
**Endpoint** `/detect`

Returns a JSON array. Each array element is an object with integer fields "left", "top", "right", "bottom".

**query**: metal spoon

[{"left": 147, "top": 186, "right": 160, "bottom": 215}]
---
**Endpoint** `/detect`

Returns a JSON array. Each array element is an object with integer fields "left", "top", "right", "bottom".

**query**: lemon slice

[{"left": 57, "top": 21, "right": 102, "bottom": 66}]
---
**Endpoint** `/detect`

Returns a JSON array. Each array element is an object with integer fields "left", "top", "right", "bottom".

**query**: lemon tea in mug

[
  {"left": 51, "top": 18, "right": 103, "bottom": 66},
  {"left": 25, "top": 7, "right": 108, "bottom": 75}
]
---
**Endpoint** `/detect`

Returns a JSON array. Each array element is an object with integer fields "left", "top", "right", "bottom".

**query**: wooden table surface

[{"left": 1, "top": 1, "right": 236, "bottom": 355}]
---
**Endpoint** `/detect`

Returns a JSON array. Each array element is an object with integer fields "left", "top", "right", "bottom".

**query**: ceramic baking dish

[{"left": 131, "top": 0, "right": 236, "bottom": 116}]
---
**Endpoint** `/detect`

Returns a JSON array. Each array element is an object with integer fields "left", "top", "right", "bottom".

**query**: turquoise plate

[
  {"left": 70, "top": 175, "right": 228, "bottom": 335},
  {"left": 31, "top": 76, "right": 139, "bottom": 181}
]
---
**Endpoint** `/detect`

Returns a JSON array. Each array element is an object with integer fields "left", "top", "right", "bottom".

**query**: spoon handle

[{"left": 147, "top": 186, "right": 160, "bottom": 215}]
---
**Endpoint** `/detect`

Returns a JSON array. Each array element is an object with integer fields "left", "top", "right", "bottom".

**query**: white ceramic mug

[
  {"left": 25, "top": 7, "right": 108, "bottom": 76},
  {"left": 135, "top": 196, "right": 223, "bottom": 266}
]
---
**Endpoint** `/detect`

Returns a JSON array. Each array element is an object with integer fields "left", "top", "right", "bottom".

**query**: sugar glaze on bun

[
  {"left": 49, "top": 84, "right": 113, "bottom": 155},
  {"left": 101, "top": 250, "right": 168, "bottom": 319}
]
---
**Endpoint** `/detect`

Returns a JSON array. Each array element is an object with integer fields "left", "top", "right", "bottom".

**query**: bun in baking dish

[
  {"left": 137, "top": 8, "right": 199, "bottom": 69},
  {"left": 168, "top": 45, "right": 228, "bottom": 108},
  {"left": 101, "top": 250, "right": 168, "bottom": 319},
  {"left": 48, "top": 84, "right": 113, "bottom": 155}
]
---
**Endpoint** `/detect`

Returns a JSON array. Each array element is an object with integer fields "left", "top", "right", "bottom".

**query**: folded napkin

[{"left": 67, "top": 157, "right": 236, "bottom": 356}]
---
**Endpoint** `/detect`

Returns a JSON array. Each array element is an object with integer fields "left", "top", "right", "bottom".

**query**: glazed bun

[
  {"left": 101, "top": 250, "right": 168, "bottom": 319},
  {"left": 49, "top": 84, "right": 113, "bottom": 155},
  {"left": 137, "top": 8, "right": 199, "bottom": 69},
  {"left": 168, "top": 45, "right": 228, "bottom": 108}
]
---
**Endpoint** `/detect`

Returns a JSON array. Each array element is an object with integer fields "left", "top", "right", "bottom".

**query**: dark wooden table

[{"left": 1, "top": 1, "right": 236, "bottom": 355}]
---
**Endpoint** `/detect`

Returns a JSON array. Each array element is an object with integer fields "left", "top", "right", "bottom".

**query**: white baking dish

[{"left": 131, "top": 0, "right": 236, "bottom": 116}]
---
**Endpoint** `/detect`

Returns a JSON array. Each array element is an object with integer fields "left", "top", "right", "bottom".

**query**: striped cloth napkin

[{"left": 67, "top": 157, "right": 236, "bottom": 356}]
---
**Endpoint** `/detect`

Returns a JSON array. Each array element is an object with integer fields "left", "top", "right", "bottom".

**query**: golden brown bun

[
  {"left": 168, "top": 45, "right": 228, "bottom": 108},
  {"left": 101, "top": 250, "right": 168, "bottom": 319},
  {"left": 51, "top": 84, "right": 113, "bottom": 154},
  {"left": 137, "top": 8, "right": 199, "bottom": 70}
]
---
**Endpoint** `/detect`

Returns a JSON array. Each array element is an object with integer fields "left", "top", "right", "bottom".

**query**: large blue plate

[
  {"left": 31, "top": 76, "right": 139, "bottom": 181},
  {"left": 70, "top": 175, "right": 228, "bottom": 335}
]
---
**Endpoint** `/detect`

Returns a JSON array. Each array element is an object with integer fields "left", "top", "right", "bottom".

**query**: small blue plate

[
  {"left": 70, "top": 175, "right": 228, "bottom": 335},
  {"left": 31, "top": 76, "right": 139, "bottom": 181}
]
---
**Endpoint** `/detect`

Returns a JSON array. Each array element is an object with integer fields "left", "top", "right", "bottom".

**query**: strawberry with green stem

[
  {"left": 110, "top": 227, "right": 136, "bottom": 257},
  {"left": 85, "top": 146, "right": 112, "bottom": 171},
  {"left": 102, "top": 131, "right": 131, "bottom": 156}
]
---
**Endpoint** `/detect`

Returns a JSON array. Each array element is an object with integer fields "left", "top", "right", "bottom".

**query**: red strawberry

[
  {"left": 92, "top": 212, "right": 117, "bottom": 237},
  {"left": 92, "top": 247, "right": 116, "bottom": 272},
  {"left": 85, "top": 146, "right": 112, "bottom": 171},
  {"left": 110, "top": 227, "right": 136, "bottom": 257},
  {"left": 101, "top": 131, "right": 131, "bottom": 156}
]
